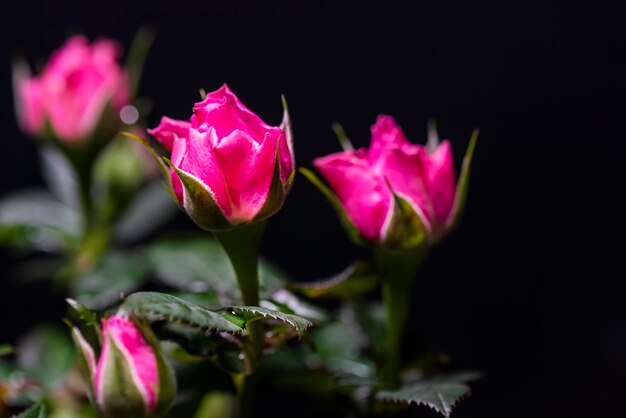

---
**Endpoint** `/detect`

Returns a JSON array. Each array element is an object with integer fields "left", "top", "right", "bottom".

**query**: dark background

[{"left": 1, "top": 1, "right": 625, "bottom": 417}]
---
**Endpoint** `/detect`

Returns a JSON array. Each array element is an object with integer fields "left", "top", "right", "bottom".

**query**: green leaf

[
  {"left": 289, "top": 261, "right": 378, "bottom": 299},
  {"left": 14, "top": 402, "right": 47, "bottom": 418},
  {"left": 147, "top": 236, "right": 237, "bottom": 297},
  {"left": 69, "top": 251, "right": 150, "bottom": 310},
  {"left": 311, "top": 319, "right": 375, "bottom": 379},
  {"left": 299, "top": 167, "right": 363, "bottom": 245},
  {"left": 351, "top": 300, "right": 387, "bottom": 358},
  {"left": 169, "top": 291, "right": 222, "bottom": 309},
  {"left": 224, "top": 306, "right": 312, "bottom": 336},
  {"left": 114, "top": 180, "right": 178, "bottom": 244},
  {"left": 258, "top": 260, "right": 291, "bottom": 294},
  {"left": 157, "top": 322, "right": 220, "bottom": 357},
  {"left": 38, "top": 145, "right": 78, "bottom": 209},
  {"left": 0, "top": 190, "right": 79, "bottom": 252},
  {"left": 448, "top": 129, "right": 478, "bottom": 230},
  {"left": 147, "top": 236, "right": 288, "bottom": 301},
  {"left": 376, "top": 378, "right": 472, "bottom": 418},
  {"left": 266, "top": 289, "right": 329, "bottom": 323},
  {"left": 119, "top": 292, "right": 243, "bottom": 334},
  {"left": 121, "top": 131, "right": 177, "bottom": 202},
  {"left": 17, "top": 324, "right": 75, "bottom": 390}
]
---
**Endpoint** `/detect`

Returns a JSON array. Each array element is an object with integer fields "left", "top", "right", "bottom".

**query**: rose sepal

[
  {"left": 164, "top": 158, "right": 232, "bottom": 231},
  {"left": 445, "top": 128, "right": 479, "bottom": 232}
]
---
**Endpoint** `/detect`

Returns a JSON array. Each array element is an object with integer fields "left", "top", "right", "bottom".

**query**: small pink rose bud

[
  {"left": 314, "top": 115, "right": 472, "bottom": 246},
  {"left": 71, "top": 315, "right": 176, "bottom": 418},
  {"left": 148, "top": 84, "right": 294, "bottom": 230},
  {"left": 13, "top": 35, "right": 129, "bottom": 143}
]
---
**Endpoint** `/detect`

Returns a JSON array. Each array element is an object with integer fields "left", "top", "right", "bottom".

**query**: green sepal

[
  {"left": 69, "top": 326, "right": 98, "bottom": 403},
  {"left": 133, "top": 318, "right": 177, "bottom": 417},
  {"left": 164, "top": 158, "right": 232, "bottom": 231},
  {"left": 447, "top": 129, "right": 479, "bottom": 230},
  {"left": 121, "top": 131, "right": 178, "bottom": 202},
  {"left": 254, "top": 140, "right": 287, "bottom": 222},
  {"left": 65, "top": 298, "right": 101, "bottom": 349},
  {"left": 383, "top": 186, "right": 429, "bottom": 250},
  {"left": 222, "top": 306, "right": 313, "bottom": 337},
  {"left": 289, "top": 261, "right": 379, "bottom": 299},
  {"left": 299, "top": 167, "right": 363, "bottom": 245},
  {"left": 280, "top": 95, "right": 295, "bottom": 174},
  {"left": 119, "top": 292, "right": 244, "bottom": 334},
  {"left": 331, "top": 121, "right": 354, "bottom": 152}
]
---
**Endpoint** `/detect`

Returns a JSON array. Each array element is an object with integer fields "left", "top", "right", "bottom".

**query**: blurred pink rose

[
  {"left": 148, "top": 84, "right": 294, "bottom": 228},
  {"left": 314, "top": 115, "right": 458, "bottom": 243},
  {"left": 14, "top": 35, "right": 128, "bottom": 142}
]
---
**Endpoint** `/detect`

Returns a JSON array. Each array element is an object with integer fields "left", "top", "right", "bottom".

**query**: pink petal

[
  {"left": 179, "top": 127, "right": 231, "bottom": 217},
  {"left": 212, "top": 129, "right": 278, "bottom": 222},
  {"left": 422, "top": 140, "right": 456, "bottom": 226},
  {"left": 14, "top": 71, "right": 45, "bottom": 134},
  {"left": 374, "top": 142, "right": 435, "bottom": 229},
  {"left": 314, "top": 150, "right": 392, "bottom": 241},
  {"left": 277, "top": 131, "right": 294, "bottom": 184},
  {"left": 368, "top": 115, "right": 411, "bottom": 164},
  {"left": 193, "top": 84, "right": 278, "bottom": 145},
  {"left": 169, "top": 135, "right": 188, "bottom": 203},
  {"left": 148, "top": 116, "right": 192, "bottom": 151}
]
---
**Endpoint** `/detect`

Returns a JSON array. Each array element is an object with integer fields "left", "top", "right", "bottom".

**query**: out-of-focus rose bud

[
  {"left": 13, "top": 35, "right": 129, "bottom": 143},
  {"left": 147, "top": 84, "right": 294, "bottom": 231},
  {"left": 71, "top": 315, "right": 176, "bottom": 418},
  {"left": 313, "top": 115, "right": 476, "bottom": 248}
]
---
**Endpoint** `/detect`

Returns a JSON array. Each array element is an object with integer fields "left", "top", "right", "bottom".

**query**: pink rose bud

[
  {"left": 13, "top": 35, "right": 129, "bottom": 143},
  {"left": 148, "top": 84, "right": 294, "bottom": 230},
  {"left": 314, "top": 115, "right": 474, "bottom": 246},
  {"left": 71, "top": 315, "right": 176, "bottom": 418}
]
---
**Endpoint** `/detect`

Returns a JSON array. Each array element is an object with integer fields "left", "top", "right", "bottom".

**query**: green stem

[
  {"left": 374, "top": 246, "right": 427, "bottom": 388},
  {"left": 215, "top": 222, "right": 267, "bottom": 418},
  {"left": 214, "top": 221, "right": 267, "bottom": 368},
  {"left": 232, "top": 372, "right": 257, "bottom": 418}
]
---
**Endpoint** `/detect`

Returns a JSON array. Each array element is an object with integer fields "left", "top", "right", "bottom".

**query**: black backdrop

[{"left": 1, "top": 1, "right": 625, "bottom": 417}]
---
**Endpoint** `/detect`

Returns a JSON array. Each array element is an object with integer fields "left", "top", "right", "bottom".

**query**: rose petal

[
  {"left": 212, "top": 129, "right": 278, "bottom": 222},
  {"left": 423, "top": 140, "right": 456, "bottom": 226},
  {"left": 193, "top": 84, "right": 277, "bottom": 144},
  {"left": 368, "top": 114, "right": 411, "bottom": 164},
  {"left": 148, "top": 116, "right": 192, "bottom": 151},
  {"left": 14, "top": 71, "right": 45, "bottom": 134},
  {"left": 179, "top": 127, "right": 231, "bottom": 217},
  {"left": 314, "top": 150, "right": 392, "bottom": 241},
  {"left": 373, "top": 142, "right": 435, "bottom": 229}
]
